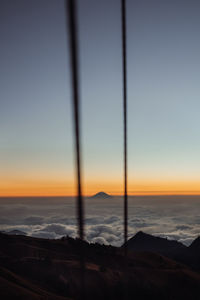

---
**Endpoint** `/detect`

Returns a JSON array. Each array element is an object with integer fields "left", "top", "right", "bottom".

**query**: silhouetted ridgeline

[
  {"left": 1, "top": 232, "right": 200, "bottom": 299},
  {"left": 124, "top": 231, "right": 200, "bottom": 270}
]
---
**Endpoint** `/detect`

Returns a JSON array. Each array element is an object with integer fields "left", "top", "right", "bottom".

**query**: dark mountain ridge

[
  {"left": 1, "top": 229, "right": 27, "bottom": 236},
  {"left": 124, "top": 231, "right": 186, "bottom": 256},
  {"left": 1, "top": 232, "right": 200, "bottom": 299},
  {"left": 189, "top": 235, "right": 200, "bottom": 250},
  {"left": 124, "top": 231, "right": 200, "bottom": 270}
]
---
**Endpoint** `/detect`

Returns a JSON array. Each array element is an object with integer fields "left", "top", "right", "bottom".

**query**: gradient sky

[{"left": 1, "top": 0, "right": 200, "bottom": 196}]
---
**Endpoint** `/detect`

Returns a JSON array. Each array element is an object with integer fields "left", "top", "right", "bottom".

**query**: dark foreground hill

[
  {"left": 1, "top": 233, "right": 200, "bottom": 300},
  {"left": 124, "top": 231, "right": 186, "bottom": 257},
  {"left": 124, "top": 231, "right": 200, "bottom": 270}
]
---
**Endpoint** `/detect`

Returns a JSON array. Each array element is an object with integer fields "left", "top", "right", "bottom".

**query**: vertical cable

[
  {"left": 66, "top": 0, "right": 84, "bottom": 244},
  {"left": 121, "top": 0, "right": 128, "bottom": 257},
  {"left": 65, "top": 0, "right": 85, "bottom": 298}
]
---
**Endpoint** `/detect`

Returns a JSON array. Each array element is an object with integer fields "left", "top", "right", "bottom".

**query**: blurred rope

[
  {"left": 121, "top": 0, "right": 128, "bottom": 257},
  {"left": 66, "top": 0, "right": 128, "bottom": 298},
  {"left": 65, "top": 0, "right": 85, "bottom": 298}
]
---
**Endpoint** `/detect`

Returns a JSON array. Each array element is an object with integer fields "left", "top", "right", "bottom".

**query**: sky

[{"left": 1, "top": 0, "right": 200, "bottom": 196}]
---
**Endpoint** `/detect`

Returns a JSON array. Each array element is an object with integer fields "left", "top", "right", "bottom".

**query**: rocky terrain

[{"left": 1, "top": 232, "right": 200, "bottom": 299}]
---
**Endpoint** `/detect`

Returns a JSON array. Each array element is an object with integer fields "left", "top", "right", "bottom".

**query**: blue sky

[{"left": 1, "top": 0, "right": 200, "bottom": 195}]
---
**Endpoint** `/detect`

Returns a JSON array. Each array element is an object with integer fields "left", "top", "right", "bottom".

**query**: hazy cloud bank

[{"left": 0, "top": 196, "right": 200, "bottom": 246}]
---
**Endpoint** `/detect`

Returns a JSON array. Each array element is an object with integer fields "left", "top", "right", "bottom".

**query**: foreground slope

[
  {"left": 125, "top": 231, "right": 200, "bottom": 270},
  {"left": 124, "top": 231, "right": 186, "bottom": 257},
  {"left": 1, "top": 233, "right": 200, "bottom": 299}
]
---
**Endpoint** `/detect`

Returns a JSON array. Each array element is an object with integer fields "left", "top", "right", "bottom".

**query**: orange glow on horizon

[{"left": 1, "top": 177, "right": 200, "bottom": 197}]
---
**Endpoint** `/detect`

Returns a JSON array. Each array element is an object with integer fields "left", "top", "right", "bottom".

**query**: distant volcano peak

[{"left": 91, "top": 192, "right": 112, "bottom": 199}]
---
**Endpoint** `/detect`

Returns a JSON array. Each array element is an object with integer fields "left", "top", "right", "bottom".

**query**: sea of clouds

[{"left": 1, "top": 196, "right": 200, "bottom": 246}]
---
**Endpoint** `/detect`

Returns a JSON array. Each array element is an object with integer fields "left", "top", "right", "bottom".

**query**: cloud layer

[{"left": 0, "top": 196, "right": 200, "bottom": 246}]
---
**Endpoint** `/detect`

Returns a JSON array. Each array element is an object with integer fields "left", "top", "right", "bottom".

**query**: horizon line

[{"left": 1, "top": 191, "right": 200, "bottom": 198}]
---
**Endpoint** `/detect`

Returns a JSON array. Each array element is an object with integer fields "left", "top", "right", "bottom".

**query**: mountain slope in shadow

[
  {"left": 1, "top": 232, "right": 200, "bottom": 299},
  {"left": 189, "top": 236, "right": 200, "bottom": 251},
  {"left": 124, "top": 231, "right": 186, "bottom": 257},
  {"left": 124, "top": 231, "right": 200, "bottom": 271}
]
